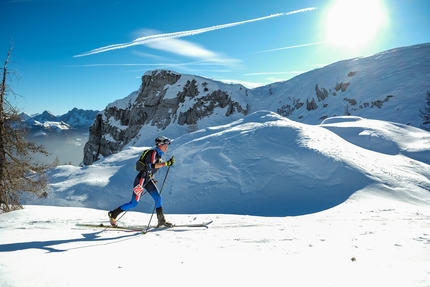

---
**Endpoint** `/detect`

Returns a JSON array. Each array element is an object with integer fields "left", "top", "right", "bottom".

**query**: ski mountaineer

[{"left": 108, "top": 136, "right": 175, "bottom": 227}]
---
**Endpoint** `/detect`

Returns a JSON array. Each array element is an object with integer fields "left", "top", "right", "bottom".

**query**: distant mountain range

[
  {"left": 20, "top": 108, "right": 99, "bottom": 133},
  {"left": 19, "top": 108, "right": 99, "bottom": 166}
]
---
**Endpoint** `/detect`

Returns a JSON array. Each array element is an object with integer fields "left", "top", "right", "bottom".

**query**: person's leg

[
  {"left": 146, "top": 181, "right": 172, "bottom": 227},
  {"left": 108, "top": 174, "right": 145, "bottom": 226},
  {"left": 119, "top": 190, "right": 141, "bottom": 210},
  {"left": 146, "top": 180, "right": 161, "bottom": 207}
]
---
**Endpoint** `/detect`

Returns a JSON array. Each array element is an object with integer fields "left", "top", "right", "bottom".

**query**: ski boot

[
  {"left": 156, "top": 207, "right": 174, "bottom": 227},
  {"left": 108, "top": 207, "right": 123, "bottom": 227}
]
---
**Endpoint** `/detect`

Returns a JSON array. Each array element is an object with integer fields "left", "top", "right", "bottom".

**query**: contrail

[
  {"left": 251, "top": 41, "right": 325, "bottom": 54},
  {"left": 74, "top": 7, "right": 317, "bottom": 57}
]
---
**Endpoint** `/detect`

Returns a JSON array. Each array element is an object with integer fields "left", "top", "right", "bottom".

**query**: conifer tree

[{"left": 0, "top": 46, "right": 52, "bottom": 213}]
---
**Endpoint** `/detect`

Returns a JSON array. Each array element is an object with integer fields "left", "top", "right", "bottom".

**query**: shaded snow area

[{"left": 1, "top": 111, "right": 430, "bottom": 286}]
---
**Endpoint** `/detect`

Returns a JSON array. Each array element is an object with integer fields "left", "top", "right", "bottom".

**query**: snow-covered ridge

[
  {"left": 34, "top": 110, "right": 430, "bottom": 216},
  {"left": 82, "top": 42, "right": 430, "bottom": 165}
]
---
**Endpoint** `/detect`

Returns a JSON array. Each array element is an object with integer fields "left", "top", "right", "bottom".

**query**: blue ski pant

[{"left": 120, "top": 174, "right": 162, "bottom": 211}]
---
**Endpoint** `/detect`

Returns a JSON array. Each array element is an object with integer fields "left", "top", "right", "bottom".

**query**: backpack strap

[{"left": 136, "top": 149, "right": 151, "bottom": 171}]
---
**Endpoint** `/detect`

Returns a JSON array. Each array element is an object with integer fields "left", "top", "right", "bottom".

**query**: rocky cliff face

[{"left": 83, "top": 70, "right": 250, "bottom": 165}]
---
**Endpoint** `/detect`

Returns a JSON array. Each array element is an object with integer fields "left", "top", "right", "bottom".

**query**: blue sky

[{"left": 1, "top": 0, "right": 430, "bottom": 115}]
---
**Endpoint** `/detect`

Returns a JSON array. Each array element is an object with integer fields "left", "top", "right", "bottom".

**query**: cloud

[
  {"left": 144, "top": 36, "right": 240, "bottom": 66},
  {"left": 143, "top": 33, "right": 216, "bottom": 58},
  {"left": 244, "top": 71, "right": 306, "bottom": 76},
  {"left": 73, "top": 8, "right": 317, "bottom": 58},
  {"left": 251, "top": 41, "right": 325, "bottom": 54},
  {"left": 218, "top": 79, "right": 264, "bottom": 89}
]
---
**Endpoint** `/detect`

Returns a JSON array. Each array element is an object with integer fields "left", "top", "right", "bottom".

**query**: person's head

[{"left": 155, "top": 136, "right": 171, "bottom": 152}]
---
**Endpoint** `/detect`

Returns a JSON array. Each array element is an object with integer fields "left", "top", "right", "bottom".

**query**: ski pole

[{"left": 144, "top": 165, "right": 171, "bottom": 233}]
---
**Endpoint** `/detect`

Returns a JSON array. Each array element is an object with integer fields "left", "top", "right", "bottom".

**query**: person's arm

[
  {"left": 153, "top": 162, "right": 166, "bottom": 169},
  {"left": 153, "top": 156, "right": 175, "bottom": 168}
]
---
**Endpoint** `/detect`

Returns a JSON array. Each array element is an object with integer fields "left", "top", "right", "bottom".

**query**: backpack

[{"left": 135, "top": 149, "right": 152, "bottom": 172}]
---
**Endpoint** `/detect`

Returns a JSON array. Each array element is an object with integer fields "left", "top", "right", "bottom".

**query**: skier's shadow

[{"left": 0, "top": 231, "right": 140, "bottom": 253}]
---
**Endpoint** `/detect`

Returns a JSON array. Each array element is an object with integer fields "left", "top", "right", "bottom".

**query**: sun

[{"left": 325, "top": 0, "right": 386, "bottom": 48}]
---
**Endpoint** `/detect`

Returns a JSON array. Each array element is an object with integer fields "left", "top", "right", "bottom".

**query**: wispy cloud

[
  {"left": 66, "top": 63, "right": 167, "bottom": 67},
  {"left": 143, "top": 35, "right": 240, "bottom": 67},
  {"left": 242, "top": 41, "right": 325, "bottom": 79},
  {"left": 73, "top": 8, "right": 317, "bottom": 58},
  {"left": 251, "top": 41, "right": 325, "bottom": 54},
  {"left": 244, "top": 71, "right": 306, "bottom": 76},
  {"left": 218, "top": 78, "right": 264, "bottom": 89}
]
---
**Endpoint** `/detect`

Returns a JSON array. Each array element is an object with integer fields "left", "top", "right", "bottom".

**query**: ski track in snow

[{"left": 1, "top": 200, "right": 430, "bottom": 286}]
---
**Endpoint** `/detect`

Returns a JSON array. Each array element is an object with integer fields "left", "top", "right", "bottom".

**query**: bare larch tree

[{"left": 0, "top": 45, "right": 52, "bottom": 213}]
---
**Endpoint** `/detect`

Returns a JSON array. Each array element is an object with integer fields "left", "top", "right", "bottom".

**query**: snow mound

[{"left": 27, "top": 111, "right": 430, "bottom": 217}]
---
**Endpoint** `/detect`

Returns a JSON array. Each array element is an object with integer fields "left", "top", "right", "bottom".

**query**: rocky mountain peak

[{"left": 83, "top": 69, "right": 250, "bottom": 165}]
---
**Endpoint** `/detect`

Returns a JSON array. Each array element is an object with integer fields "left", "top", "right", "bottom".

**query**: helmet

[{"left": 155, "top": 136, "right": 171, "bottom": 146}]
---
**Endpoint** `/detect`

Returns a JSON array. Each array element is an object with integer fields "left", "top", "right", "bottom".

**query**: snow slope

[
  {"left": 253, "top": 42, "right": 430, "bottom": 128},
  {"left": 27, "top": 111, "right": 430, "bottom": 216},
  {"left": 1, "top": 111, "right": 429, "bottom": 286},
  {"left": 0, "top": 198, "right": 429, "bottom": 286}
]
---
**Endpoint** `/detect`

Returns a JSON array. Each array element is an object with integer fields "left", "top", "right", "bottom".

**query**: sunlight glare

[{"left": 325, "top": 0, "right": 386, "bottom": 48}]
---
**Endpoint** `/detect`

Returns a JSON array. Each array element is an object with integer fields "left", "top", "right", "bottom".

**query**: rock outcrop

[{"left": 83, "top": 70, "right": 249, "bottom": 165}]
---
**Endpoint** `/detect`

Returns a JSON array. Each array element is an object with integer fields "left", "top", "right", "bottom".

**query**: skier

[{"left": 108, "top": 136, "right": 175, "bottom": 227}]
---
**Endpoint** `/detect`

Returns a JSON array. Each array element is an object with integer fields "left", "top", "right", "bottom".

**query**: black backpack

[{"left": 135, "top": 149, "right": 152, "bottom": 172}]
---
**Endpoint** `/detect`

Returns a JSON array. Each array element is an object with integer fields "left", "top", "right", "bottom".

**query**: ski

[
  {"left": 172, "top": 220, "right": 213, "bottom": 228},
  {"left": 75, "top": 223, "right": 146, "bottom": 232},
  {"left": 143, "top": 220, "right": 213, "bottom": 233},
  {"left": 76, "top": 220, "right": 213, "bottom": 233}
]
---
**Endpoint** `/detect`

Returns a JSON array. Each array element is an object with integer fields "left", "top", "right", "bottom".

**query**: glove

[{"left": 165, "top": 156, "right": 175, "bottom": 166}]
